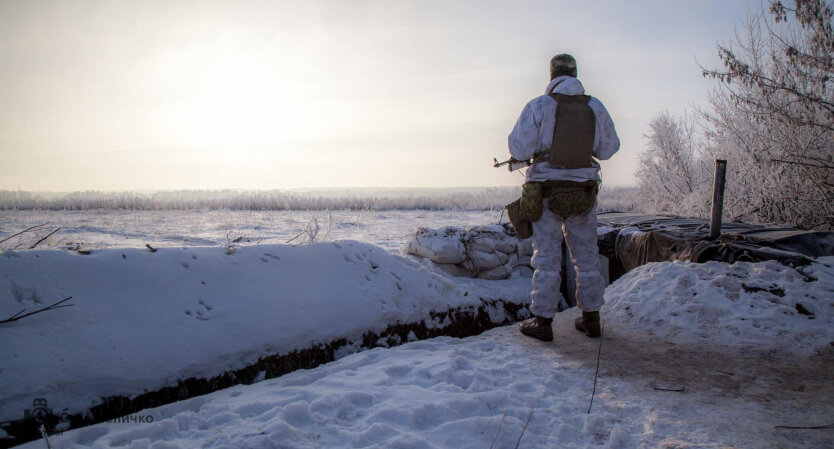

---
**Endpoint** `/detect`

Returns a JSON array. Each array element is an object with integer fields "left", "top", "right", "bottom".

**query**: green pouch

[
  {"left": 545, "top": 185, "right": 597, "bottom": 217},
  {"left": 519, "top": 182, "right": 544, "bottom": 222}
]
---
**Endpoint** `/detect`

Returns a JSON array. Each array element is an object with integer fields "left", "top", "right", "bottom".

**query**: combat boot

[
  {"left": 519, "top": 315, "right": 553, "bottom": 341},
  {"left": 574, "top": 311, "right": 601, "bottom": 338}
]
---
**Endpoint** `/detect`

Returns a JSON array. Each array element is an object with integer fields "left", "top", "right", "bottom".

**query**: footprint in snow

[
  {"left": 10, "top": 282, "right": 42, "bottom": 306},
  {"left": 383, "top": 364, "right": 412, "bottom": 378},
  {"left": 185, "top": 300, "right": 214, "bottom": 320}
]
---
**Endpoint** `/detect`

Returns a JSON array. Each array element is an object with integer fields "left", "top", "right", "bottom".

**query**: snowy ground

[
  {"left": 0, "top": 210, "right": 500, "bottom": 253},
  {"left": 0, "top": 241, "right": 529, "bottom": 429},
  {"left": 10, "top": 257, "right": 834, "bottom": 449}
]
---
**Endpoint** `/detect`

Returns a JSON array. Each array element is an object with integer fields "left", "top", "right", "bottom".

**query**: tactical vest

[{"left": 542, "top": 93, "right": 596, "bottom": 168}]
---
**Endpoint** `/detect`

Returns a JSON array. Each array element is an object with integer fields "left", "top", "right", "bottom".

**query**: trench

[{"left": 0, "top": 297, "right": 529, "bottom": 448}]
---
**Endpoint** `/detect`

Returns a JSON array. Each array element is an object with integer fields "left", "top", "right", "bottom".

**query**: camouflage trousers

[{"left": 530, "top": 198, "right": 605, "bottom": 318}]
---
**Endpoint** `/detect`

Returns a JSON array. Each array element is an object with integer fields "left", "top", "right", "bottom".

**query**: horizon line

[{"left": 1, "top": 185, "right": 639, "bottom": 194}]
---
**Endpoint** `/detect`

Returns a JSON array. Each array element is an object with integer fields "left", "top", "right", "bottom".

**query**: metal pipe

[{"left": 709, "top": 159, "right": 727, "bottom": 239}]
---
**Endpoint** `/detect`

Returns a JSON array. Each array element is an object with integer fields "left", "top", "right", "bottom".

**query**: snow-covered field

[
  {"left": 10, "top": 257, "right": 834, "bottom": 449},
  {"left": 0, "top": 185, "right": 638, "bottom": 252},
  {"left": 0, "top": 187, "right": 640, "bottom": 214},
  {"left": 0, "top": 210, "right": 499, "bottom": 253}
]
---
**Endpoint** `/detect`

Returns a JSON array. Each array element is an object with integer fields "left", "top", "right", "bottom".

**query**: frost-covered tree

[
  {"left": 636, "top": 113, "right": 712, "bottom": 217},
  {"left": 637, "top": 0, "right": 834, "bottom": 230},
  {"left": 702, "top": 0, "right": 834, "bottom": 229}
]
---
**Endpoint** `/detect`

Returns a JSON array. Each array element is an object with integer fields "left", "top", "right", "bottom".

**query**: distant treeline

[{"left": 0, "top": 187, "right": 638, "bottom": 212}]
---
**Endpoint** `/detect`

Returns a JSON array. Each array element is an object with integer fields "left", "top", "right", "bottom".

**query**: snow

[
  {"left": 604, "top": 258, "right": 834, "bottom": 354},
  {"left": 0, "top": 210, "right": 502, "bottom": 253},
  {"left": 18, "top": 327, "right": 628, "bottom": 449},
  {"left": 9, "top": 256, "right": 834, "bottom": 448},
  {"left": 0, "top": 241, "right": 530, "bottom": 426}
]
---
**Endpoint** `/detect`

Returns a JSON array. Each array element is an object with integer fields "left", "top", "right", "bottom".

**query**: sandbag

[
  {"left": 403, "top": 227, "right": 466, "bottom": 264},
  {"left": 494, "top": 240, "right": 517, "bottom": 254},
  {"left": 478, "top": 264, "right": 512, "bottom": 280},
  {"left": 469, "top": 237, "right": 499, "bottom": 253},
  {"left": 467, "top": 233, "right": 516, "bottom": 254},
  {"left": 403, "top": 223, "right": 536, "bottom": 279},
  {"left": 465, "top": 249, "right": 508, "bottom": 270},
  {"left": 517, "top": 239, "right": 534, "bottom": 257},
  {"left": 433, "top": 263, "right": 475, "bottom": 278},
  {"left": 516, "top": 255, "right": 532, "bottom": 267},
  {"left": 514, "top": 265, "right": 534, "bottom": 278}
]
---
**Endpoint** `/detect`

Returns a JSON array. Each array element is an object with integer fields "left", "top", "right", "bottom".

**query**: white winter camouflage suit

[{"left": 508, "top": 76, "right": 620, "bottom": 318}]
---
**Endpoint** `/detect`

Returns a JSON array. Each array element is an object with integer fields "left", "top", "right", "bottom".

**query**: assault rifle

[{"left": 493, "top": 150, "right": 549, "bottom": 172}]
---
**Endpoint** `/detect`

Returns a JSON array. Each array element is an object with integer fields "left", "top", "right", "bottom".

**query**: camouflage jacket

[{"left": 508, "top": 76, "right": 620, "bottom": 184}]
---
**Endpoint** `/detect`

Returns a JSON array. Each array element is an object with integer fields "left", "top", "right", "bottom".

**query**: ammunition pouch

[
  {"left": 543, "top": 180, "right": 598, "bottom": 218},
  {"left": 519, "top": 182, "right": 544, "bottom": 222},
  {"left": 506, "top": 180, "right": 598, "bottom": 238}
]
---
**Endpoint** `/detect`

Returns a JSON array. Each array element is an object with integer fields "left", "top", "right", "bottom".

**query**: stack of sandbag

[{"left": 402, "top": 223, "right": 534, "bottom": 280}]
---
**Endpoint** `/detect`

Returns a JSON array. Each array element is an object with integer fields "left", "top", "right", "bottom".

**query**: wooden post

[{"left": 709, "top": 159, "right": 727, "bottom": 239}]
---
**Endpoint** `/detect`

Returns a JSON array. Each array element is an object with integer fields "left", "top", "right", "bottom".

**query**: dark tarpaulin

[{"left": 596, "top": 213, "right": 834, "bottom": 281}]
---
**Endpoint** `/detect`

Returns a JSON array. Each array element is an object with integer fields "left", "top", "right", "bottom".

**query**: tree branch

[
  {"left": 771, "top": 158, "right": 834, "bottom": 169},
  {"left": 29, "top": 227, "right": 61, "bottom": 249},
  {"left": 0, "top": 222, "right": 49, "bottom": 245},
  {"left": 0, "top": 297, "right": 74, "bottom": 325}
]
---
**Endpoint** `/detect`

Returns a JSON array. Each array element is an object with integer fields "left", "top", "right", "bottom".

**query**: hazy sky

[{"left": 1, "top": 0, "right": 754, "bottom": 191}]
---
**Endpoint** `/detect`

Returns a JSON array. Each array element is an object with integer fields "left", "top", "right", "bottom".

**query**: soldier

[{"left": 510, "top": 54, "right": 620, "bottom": 341}]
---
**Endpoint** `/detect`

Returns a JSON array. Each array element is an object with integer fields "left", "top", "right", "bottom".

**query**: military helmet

[{"left": 550, "top": 54, "right": 577, "bottom": 79}]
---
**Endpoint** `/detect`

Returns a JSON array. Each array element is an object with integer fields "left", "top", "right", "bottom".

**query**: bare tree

[
  {"left": 636, "top": 1, "right": 833, "bottom": 230},
  {"left": 702, "top": 0, "right": 834, "bottom": 230},
  {"left": 636, "top": 112, "right": 712, "bottom": 217}
]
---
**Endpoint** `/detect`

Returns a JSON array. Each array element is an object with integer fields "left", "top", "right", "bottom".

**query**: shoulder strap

[{"left": 549, "top": 93, "right": 592, "bottom": 104}]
